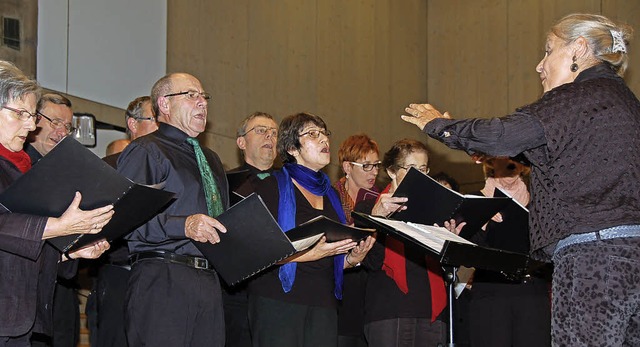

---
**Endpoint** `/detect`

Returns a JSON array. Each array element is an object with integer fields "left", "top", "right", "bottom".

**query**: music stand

[{"left": 352, "top": 212, "right": 530, "bottom": 346}]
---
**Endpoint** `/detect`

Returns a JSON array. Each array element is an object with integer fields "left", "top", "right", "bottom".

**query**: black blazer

[{"left": 0, "top": 156, "right": 72, "bottom": 337}]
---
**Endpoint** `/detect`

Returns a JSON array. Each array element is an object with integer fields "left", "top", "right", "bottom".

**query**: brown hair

[
  {"left": 382, "top": 138, "right": 429, "bottom": 175},
  {"left": 337, "top": 134, "right": 379, "bottom": 170},
  {"left": 277, "top": 112, "right": 328, "bottom": 164}
]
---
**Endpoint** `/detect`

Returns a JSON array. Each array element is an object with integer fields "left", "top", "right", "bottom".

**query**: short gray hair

[
  {"left": 0, "top": 60, "right": 41, "bottom": 107},
  {"left": 236, "top": 112, "right": 274, "bottom": 137},
  {"left": 125, "top": 96, "right": 152, "bottom": 137}
]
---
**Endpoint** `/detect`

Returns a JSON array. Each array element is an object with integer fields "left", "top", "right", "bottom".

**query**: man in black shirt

[
  {"left": 87, "top": 96, "right": 158, "bottom": 347},
  {"left": 117, "top": 73, "right": 229, "bottom": 347},
  {"left": 224, "top": 112, "right": 278, "bottom": 347}
]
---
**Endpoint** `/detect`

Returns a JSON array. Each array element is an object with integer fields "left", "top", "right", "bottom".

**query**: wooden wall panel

[
  {"left": 159, "top": 0, "right": 640, "bottom": 189},
  {"left": 602, "top": 0, "right": 640, "bottom": 94},
  {"left": 248, "top": 0, "right": 318, "bottom": 116},
  {"left": 425, "top": 0, "right": 510, "bottom": 189},
  {"left": 167, "top": 0, "right": 251, "bottom": 167},
  {"left": 316, "top": 0, "right": 428, "bottom": 179},
  {"left": 384, "top": 0, "right": 429, "bottom": 149}
]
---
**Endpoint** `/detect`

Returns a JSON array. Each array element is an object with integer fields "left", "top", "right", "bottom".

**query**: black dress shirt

[{"left": 117, "top": 123, "right": 229, "bottom": 256}]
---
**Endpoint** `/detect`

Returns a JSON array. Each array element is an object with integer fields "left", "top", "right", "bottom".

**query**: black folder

[
  {"left": 284, "top": 215, "right": 374, "bottom": 243},
  {"left": 194, "top": 193, "right": 375, "bottom": 286},
  {"left": 0, "top": 137, "right": 176, "bottom": 252},
  {"left": 226, "top": 169, "right": 253, "bottom": 206},
  {"left": 352, "top": 211, "right": 529, "bottom": 275},
  {"left": 194, "top": 193, "right": 303, "bottom": 286},
  {"left": 392, "top": 167, "right": 509, "bottom": 231},
  {"left": 493, "top": 188, "right": 529, "bottom": 224}
]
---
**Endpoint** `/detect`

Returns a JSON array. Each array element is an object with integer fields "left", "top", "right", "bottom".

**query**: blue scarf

[{"left": 273, "top": 163, "right": 347, "bottom": 299}]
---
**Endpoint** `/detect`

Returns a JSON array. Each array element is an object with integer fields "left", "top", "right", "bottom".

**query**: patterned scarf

[{"left": 333, "top": 176, "right": 355, "bottom": 225}]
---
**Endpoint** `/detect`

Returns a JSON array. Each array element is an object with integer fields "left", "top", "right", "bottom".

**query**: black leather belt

[{"left": 130, "top": 251, "right": 214, "bottom": 271}]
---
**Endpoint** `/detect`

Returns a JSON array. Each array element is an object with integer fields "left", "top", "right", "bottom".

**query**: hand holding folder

[
  {"left": 0, "top": 137, "right": 176, "bottom": 252},
  {"left": 352, "top": 211, "right": 529, "bottom": 275},
  {"left": 193, "top": 193, "right": 375, "bottom": 286},
  {"left": 391, "top": 167, "right": 510, "bottom": 231}
]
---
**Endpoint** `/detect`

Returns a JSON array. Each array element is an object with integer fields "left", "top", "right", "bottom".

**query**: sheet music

[
  {"left": 290, "top": 233, "right": 324, "bottom": 251},
  {"left": 369, "top": 216, "right": 475, "bottom": 253}
]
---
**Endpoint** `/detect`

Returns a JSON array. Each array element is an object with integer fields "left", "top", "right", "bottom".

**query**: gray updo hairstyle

[{"left": 551, "top": 13, "right": 633, "bottom": 76}]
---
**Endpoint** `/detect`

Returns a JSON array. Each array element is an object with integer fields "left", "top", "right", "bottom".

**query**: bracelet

[{"left": 345, "top": 252, "right": 360, "bottom": 268}]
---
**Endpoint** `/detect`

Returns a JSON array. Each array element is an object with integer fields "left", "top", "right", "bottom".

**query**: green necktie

[{"left": 186, "top": 137, "right": 224, "bottom": 217}]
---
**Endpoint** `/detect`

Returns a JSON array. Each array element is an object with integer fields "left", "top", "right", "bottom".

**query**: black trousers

[
  {"left": 87, "top": 264, "right": 130, "bottom": 347},
  {"left": 248, "top": 295, "right": 337, "bottom": 347},
  {"left": 125, "top": 259, "right": 224, "bottom": 347},
  {"left": 222, "top": 284, "right": 252, "bottom": 347},
  {"left": 31, "top": 281, "right": 79, "bottom": 347},
  {"left": 364, "top": 318, "right": 446, "bottom": 347},
  {"left": 467, "top": 279, "right": 551, "bottom": 347},
  {"left": 0, "top": 333, "right": 30, "bottom": 347}
]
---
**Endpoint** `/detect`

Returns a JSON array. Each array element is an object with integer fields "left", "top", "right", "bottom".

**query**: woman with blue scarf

[{"left": 248, "top": 112, "right": 375, "bottom": 347}]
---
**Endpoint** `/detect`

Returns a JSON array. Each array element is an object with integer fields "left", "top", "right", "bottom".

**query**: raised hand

[{"left": 401, "top": 103, "right": 452, "bottom": 130}]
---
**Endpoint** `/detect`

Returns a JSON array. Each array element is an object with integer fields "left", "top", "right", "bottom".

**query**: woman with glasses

[
  {"left": 248, "top": 112, "right": 375, "bottom": 347},
  {"left": 0, "top": 60, "right": 113, "bottom": 346},
  {"left": 333, "top": 134, "right": 381, "bottom": 347},
  {"left": 354, "top": 139, "right": 456, "bottom": 347}
]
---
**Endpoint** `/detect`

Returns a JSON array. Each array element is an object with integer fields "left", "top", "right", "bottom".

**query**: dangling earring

[
  {"left": 346, "top": 174, "right": 350, "bottom": 179},
  {"left": 570, "top": 56, "right": 579, "bottom": 72}
]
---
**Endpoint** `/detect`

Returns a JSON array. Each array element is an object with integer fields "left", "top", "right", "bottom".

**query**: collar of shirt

[
  {"left": 575, "top": 63, "right": 621, "bottom": 84},
  {"left": 157, "top": 122, "right": 192, "bottom": 145}
]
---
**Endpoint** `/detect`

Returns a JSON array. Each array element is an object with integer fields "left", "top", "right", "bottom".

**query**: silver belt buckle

[{"left": 194, "top": 257, "right": 209, "bottom": 270}]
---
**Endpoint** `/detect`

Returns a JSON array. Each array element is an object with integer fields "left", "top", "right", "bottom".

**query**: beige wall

[
  {"left": 165, "top": 0, "right": 640, "bottom": 191},
  {"left": 7, "top": 0, "right": 639, "bottom": 191}
]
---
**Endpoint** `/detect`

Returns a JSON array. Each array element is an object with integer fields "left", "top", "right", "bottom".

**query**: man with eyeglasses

[
  {"left": 25, "top": 93, "right": 83, "bottom": 347},
  {"left": 124, "top": 95, "right": 158, "bottom": 140},
  {"left": 117, "top": 73, "right": 228, "bottom": 347},
  {"left": 223, "top": 111, "right": 278, "bottom": 347},
  {"left": 87, "top": 96, "right": 158, "bottom": 347},
  {"left": 103, "top": 96, "right": 158, "bottom": 168},
  {"left": 24, "top": 93, "right": 74, "bottom": 164}
]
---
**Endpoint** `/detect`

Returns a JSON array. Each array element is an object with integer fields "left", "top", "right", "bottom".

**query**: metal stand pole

[{"left": 444, "top": 266, "right": 457, "bottom": 347}]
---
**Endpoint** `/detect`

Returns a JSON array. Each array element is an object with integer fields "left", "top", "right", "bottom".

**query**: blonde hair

[{"left": 550, "top": 13, "right": 633, "bottom": 76}]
